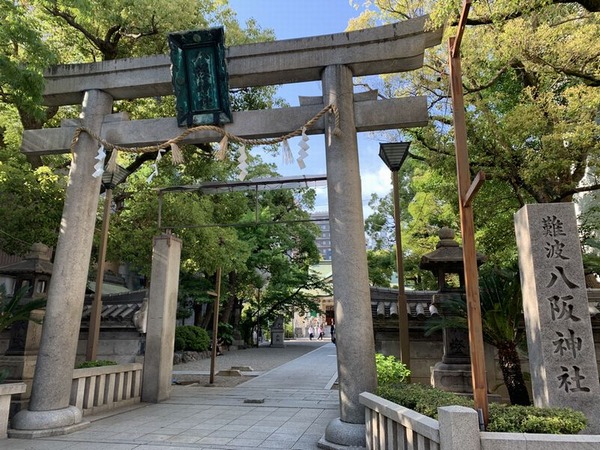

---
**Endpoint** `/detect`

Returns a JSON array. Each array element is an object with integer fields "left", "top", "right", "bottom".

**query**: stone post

[
  {"left": 11, "top": 90, "right": 113, "bottom": 436},
  {"left": 322, "top": 64, "right": 377, "bottom": 448},
  {"left": 438, "top": 406, "right": 480, "bottom": 450},
  {"left": 270, "top": 315, "right": 285, "bottom": 348},
  {"left": 142, "top": 233, "right": 182, "bottom": 403},
  {"left": 515, "top": 203, "right": 600, "bottom": 433}
]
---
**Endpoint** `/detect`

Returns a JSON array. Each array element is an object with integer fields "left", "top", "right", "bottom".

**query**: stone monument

[
  {"left": 515, "top": 203, "right": 600, "bottom": 433},
  {"left": 270, "top": 315, "right": 285, "bottom": 348}
]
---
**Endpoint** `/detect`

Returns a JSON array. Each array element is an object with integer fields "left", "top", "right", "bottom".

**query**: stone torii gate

[{"left": 12, "top": 17, "right": 441, "bottom": 447}]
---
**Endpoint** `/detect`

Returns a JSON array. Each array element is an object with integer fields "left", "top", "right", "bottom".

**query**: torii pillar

[
  {"left": 322, "top": 64, "right": 377, "bottom": 448},
  {"left": 11, "top": 90, "right": 112, "bottom": 435}
]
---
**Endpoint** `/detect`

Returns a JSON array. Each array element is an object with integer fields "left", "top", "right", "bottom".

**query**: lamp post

[
  {"left": 86, "top": 164, "right": 130, "bottom": 361},
  {"left": 379, "top": 142, "right": 411, "bottom": 372}
]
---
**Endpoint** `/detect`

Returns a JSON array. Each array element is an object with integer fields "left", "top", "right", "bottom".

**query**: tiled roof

[{"left": 81, "top": 289, "right": 146, "bottom": 328}]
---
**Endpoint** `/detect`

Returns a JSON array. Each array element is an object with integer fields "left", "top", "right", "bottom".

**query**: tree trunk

[
  {"left": 220, "top": 271, "right": 237, "bottom": 324},
  {"left": 497, "top": 341, "right": 531, "bottom": 405}
]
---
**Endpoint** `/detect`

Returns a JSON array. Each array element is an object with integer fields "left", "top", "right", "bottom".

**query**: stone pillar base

[
  {"left": 10, "top": 405, "right": 88, "bottom": 437},
  {"left": 320, "top": 417, "right": 365, "bottom": 448},
  {"left": 270, "top": 329, "right": 285, "bottom": 348},
  {"left": 431, "top": 362, "right": 473, "bottom": 394}
]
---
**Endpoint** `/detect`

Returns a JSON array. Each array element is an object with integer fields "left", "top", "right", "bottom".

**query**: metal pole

[
  {"left": 391, "top": 170, "right": 411, "bottom": 375},
  {"left": 209, "top": 267, "right": 222, "bottom": 384},
  {"left": 86, "top": 187, "right": 112, "bottom": 361}
]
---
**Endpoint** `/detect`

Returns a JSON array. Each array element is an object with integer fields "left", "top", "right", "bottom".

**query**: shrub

[
  {"left": 174, "top": 325, "right": 210, "bottom": 352},
  {"left": 377, "top": 383, "right": 472, "bottom": 419},
  {"left": 487, "top": 403, "right": 587, "bottom": 434},
  {"left": 375, "top": 353, "right": 410, "bottom": 385},
  {"left": 76, "top": 360, "right": 118, "bottom": 369},
  {"left": 376, "top": 382, "right": 586, "bottom": 434}
]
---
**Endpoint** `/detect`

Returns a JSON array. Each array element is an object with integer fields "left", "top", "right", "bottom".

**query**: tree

[{"left": 350, "top": 0, "right": 600, "bottom": 264}]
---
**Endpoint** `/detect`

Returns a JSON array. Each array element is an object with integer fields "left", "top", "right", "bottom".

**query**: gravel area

[{"left": 172, "top": 338, "right": 331, "bottom": 387}]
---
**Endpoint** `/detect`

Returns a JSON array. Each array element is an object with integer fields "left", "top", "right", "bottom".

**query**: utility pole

[
  {"left": 209, "top": 267, "right": 222, "bottom": 384},
  {"left": 448, "top": 0, "right": 489, "bottom": 426}
]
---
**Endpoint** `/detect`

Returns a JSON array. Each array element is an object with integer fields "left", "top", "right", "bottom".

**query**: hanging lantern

[{"left": 168, "top": 27, "right": 233, "bottom": 128}]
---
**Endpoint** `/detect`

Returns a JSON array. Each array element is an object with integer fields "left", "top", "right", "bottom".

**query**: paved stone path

[{"left": 4, "top": 340, "right": 340, "bottom": 449}]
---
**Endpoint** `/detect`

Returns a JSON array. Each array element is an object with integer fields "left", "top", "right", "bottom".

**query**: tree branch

[{"left": 557, "top": 183, "right": 600, "bottom": 201}]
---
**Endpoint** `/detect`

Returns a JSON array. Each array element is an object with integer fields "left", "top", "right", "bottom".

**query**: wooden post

[
  {"left": 448, "top": 0, "right": 489, "bottom": 426},
  {"left": 86, "top": 187, "right": 112, "bottom": 361},
  {"left": 392, "top": 170, "right": 411, "bottom": 374},
  {"left": 209, "top": 267, "right": 222, "bottom": 384}
]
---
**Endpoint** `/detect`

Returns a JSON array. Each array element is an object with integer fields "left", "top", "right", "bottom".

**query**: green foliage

[
  {"left": 487, "top": 404, "right": 587, "bottom": 434},
  {"left": 376, "top": 382, "right": 586, "bottom": 433},
  {"left": 217, "top": 322, "right": 234, "bottom": 346},
  {"left": 377, "top": 383, "right": 472, "bottom": 419},
  {"left": 350, "top": 1, "right": 600, "bottom": 264},
  {"left": 174, "top": 325, "right": 210, "bottom": 352},
  {"left": 76, "top": 360, "right": 118, "bottom": 369},
  {"left": 367, "top": 249, "right": 395, "bottom": 287},
  {"left": 0, "top": 286, "right": 46, "bottom": 333},
  {"left": 375, "top": 353, "right": 410, "bottom": 385}
]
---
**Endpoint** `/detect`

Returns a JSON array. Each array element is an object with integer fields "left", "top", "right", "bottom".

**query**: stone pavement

[{"left": 3, "top": 340, "right": 340, "bottom": 449}]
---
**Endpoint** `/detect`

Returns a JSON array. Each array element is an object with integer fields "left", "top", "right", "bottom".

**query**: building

[{"left": 311, "top": 212, "right": 332, "bottom": 261}]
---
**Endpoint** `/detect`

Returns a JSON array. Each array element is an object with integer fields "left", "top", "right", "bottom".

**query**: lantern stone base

[{"left": 431, "top": 362, "right": 473, "bottom": 394}]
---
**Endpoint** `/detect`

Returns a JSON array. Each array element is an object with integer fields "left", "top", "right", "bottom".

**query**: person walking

[
  {"left": 308, "top": 325, "right": 314, "bottom": 340},
  {"left": 317, "top": 325, "right": 324, "bottom": 340},
  {"left": 330, "top": 321, "right": 336, "bottom": 344}
]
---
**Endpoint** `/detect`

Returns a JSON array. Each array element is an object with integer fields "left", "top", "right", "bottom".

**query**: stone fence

[
  {"left": 70, "top": 363, "right": 142, "bottom": 416},
  {"left": 359, "top": 392, "right": 600, "bottom": 450}
]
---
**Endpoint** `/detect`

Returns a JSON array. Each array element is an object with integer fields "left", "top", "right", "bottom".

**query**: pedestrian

[
  {"left": 330, "top": 321, "right": 336, "bottom": 344},
  {"left": 317, "top": 325, "right": 324, "bottom": 340},
  {"left": 308, "top": 325, "right": 314, "bottom": 340}
]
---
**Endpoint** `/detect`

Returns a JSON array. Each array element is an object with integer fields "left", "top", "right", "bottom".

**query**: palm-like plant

[
  {"left": 425, "top": 264, "right": 531, "bottom": 406},
  {"left": 0, "top": 285, "right": 46, "bottom": 383},
  {"left": 0, "top": 285, "right": 46, "bottom": 332}
]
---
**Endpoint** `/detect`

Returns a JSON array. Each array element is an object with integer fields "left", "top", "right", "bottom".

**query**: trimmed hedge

[
  {"left": 76, "top": 360, "right": 118, "bottom": 369},
  {"left": 376, "top": 382, "right": 586, "bottom": 434},
  {"left": 174, "top": 325, "right": 210, "bottom": 352}
]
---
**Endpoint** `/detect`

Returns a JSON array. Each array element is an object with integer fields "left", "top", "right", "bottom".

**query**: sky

[{"left": 227, "top": 0, "right": 395, "bottom": 216}]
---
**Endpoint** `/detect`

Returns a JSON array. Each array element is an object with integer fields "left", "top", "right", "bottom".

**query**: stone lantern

[
  {"left": 419, "top": 227, "right": 485, "bottom": 393},
  {"left": 0, "top": 243, "right": 52, "bottom": 412}
]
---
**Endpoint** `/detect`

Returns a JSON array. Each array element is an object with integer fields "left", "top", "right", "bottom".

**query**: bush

[
  {"left": 487, "top": 403, "right": 587, "bottom": 434},
  {"left": 376, "top": 382, "right": 587, "bottom": 434},
  {"left": 76, "top": 360, "right": 118, "bottom": 369},
  {"left": 375, "top": 353, "right": 410, "bottom": 385},
  {"left": 377, "top": 383, "right": 471, "bottom": 419},
  {"left": 174, "top": 325, "right": 210, "bottom": 352}
]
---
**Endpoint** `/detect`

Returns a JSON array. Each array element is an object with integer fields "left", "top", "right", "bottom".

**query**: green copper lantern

[{"left": 168, "top": 27, "right": 232, "bottom": 127}]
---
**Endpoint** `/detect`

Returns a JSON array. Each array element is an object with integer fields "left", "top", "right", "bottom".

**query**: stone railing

[
  {"left": 70, "top": 363, "right": 142, "bottom": 416},
  {"left": 1, "top": 383, "right": 26, "bottom": 439},
  {"left": 360, "top": 392, "right": 440, "bottom": 449},
  {"left": 360, "top": 392, "right": 600, "bottom": 450}
]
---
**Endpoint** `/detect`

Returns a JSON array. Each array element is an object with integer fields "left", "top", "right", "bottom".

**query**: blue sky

[{"left": 227, "top": 0, "right": 395, "bottom": 215}]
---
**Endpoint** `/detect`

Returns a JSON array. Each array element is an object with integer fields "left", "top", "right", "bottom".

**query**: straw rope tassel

[
  {"left": 216, "top": 135, "right": 229, "bottom": 160},
  {"left": 106, "top": 148, "right": 118, "bottom": 172},
  {"left": 170, "top": 143, "right": 185, "bottom": 165}
]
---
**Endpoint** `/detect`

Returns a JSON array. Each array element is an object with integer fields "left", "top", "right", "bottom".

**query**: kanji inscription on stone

[{"left": 515, "top": 203, "right": 600, "bottom": 433}]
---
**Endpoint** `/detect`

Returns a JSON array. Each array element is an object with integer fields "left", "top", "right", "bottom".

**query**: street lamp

[
  {"left": 379, "top": 142, "right": 411, "bottom": 373},
  {"left": 86, "top": 164, "right": 130, "bottom": 360}
]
